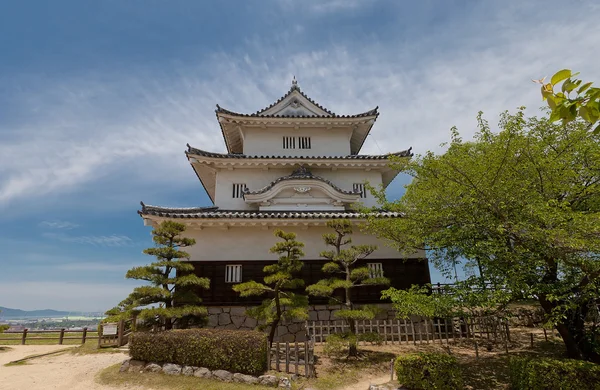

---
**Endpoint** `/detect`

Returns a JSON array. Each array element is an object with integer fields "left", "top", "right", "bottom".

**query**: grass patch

[
  {"left": 0, "top": 346, "right": 12, "bottom": 353},
  {"left": 4, "top": 360, "right": 30, "bottom": 367},
  {"left": 0, "top": 331, "right": 98, "bottom": 346},
  {"left": 69, "top": 342, "right": 124, "bottom": 355},
  {"left": 97, "top": 363, "right": 279, "bottom": 390},
  {"left": 3, "top": 347, "right": 73, "bottom": 367}
]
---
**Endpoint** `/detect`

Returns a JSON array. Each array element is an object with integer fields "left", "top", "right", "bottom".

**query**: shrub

[
  {"left": 323, "top": 332, "right": 357, "bottom": 358},
  {"left": 358, "top": 332, "right": 384, "bottom": 345},
  {"left": 509, "top": 357, "right": 600, "bottom": 390},
  {"left": 129, "top": 329, "right": 268, "bottom": 376},
  {"left": 395, "top": 352, "right": 463, "bottom": 390}
]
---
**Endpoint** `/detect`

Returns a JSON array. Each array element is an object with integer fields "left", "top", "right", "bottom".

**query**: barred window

[
  {"left": 232, "top": 183, "right": 246, "bottom": 198},
  {"left": 367, "top": 263, "right": 383, "bottom": 278},
  {"left": 353, "top": 183, "right": 367, "bottom": 198},
  {"left": 283, "top": 136, "right": 296, "bottom": 149},
  {"left": 299, "top": 136, "right": 311, "bottom": 149},
  {"left": 225, "top": 265, "right": 242, "bottom": 283},
  {"left": 283, "top": 136, "right": 311, "bottom": 149}
]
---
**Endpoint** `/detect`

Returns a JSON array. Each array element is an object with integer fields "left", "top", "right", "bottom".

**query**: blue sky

[{"left": 1, "top": 0, "right": 599, "bottom": 311}]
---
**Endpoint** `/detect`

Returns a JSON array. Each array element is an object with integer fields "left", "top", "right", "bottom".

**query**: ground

[{"left": 0, "top": 327, "right": 567, "bottom": 390}]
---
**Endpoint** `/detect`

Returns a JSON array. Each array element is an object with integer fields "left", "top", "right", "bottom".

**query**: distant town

[{"left": 0, "top": 306, "right": 104, "bottom": 331}]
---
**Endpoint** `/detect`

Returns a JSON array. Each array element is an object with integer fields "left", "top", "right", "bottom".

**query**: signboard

[{"left": 103, "top": 323, "right": 118, "bottom": 336}]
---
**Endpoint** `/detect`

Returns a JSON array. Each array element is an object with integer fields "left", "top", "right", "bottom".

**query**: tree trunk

[
  {"left": 269, "top": 291, "right": 283, "bottom": 348},
  {"left": 539, "top": 294, "right": 584, "bottom": 360},
  {"left": 345, "top": 267, "right": 358, "bottom": 356}
]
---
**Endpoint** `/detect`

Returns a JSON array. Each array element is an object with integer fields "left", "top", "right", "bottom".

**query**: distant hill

[{"left": 0, "top": 306, "right": 99, "bottom": 318}]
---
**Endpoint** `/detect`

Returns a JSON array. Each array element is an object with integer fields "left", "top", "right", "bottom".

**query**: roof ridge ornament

[
  {"left": 291, "top": 165, "right": 312, "bottom": 177},
  {"left": 291, "top": 75, "right": 300, "bottom": 91}
]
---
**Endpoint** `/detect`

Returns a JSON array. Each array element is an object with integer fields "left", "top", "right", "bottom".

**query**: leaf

[
  {"left": 593, "top": 123, "right": 600, "bottom": 134},
  {"left": 549, "top": 108, "right": 562, "bottom": 122},
  {"left": 551, "top": 69, "right": 571, "bottom": 85},
  {"left": 579, "top": 106, "right": 591, "bottom": 122}
]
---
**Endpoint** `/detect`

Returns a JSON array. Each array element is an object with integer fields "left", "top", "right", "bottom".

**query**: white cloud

[
  {"left": 39, "top": 220, "right": 79, "bottom": 229},
  {"left": 43, "top": 232, "right": 135, "bottom": 247},
  {"left": 0, "top": 0, "right": 598, "bottom": 210},
  {"left": 54, "top": 262, "right": 137, "bottom": 272}
]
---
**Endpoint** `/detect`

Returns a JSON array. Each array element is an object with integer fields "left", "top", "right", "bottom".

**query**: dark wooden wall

[{"left": 189, "top": 258, "right": 431, "bottom": 306}]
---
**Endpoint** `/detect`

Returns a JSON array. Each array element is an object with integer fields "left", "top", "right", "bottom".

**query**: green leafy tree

[
  {"left": 106, "top": 221, "right": 210, "bottom": 330},
  {"left": 366, "top": 110, "right": 600, "bottom": 361},
  {"left": 233, "top": 229, "right": 308, "bottom": 347},
  {"left": 306, "top": 219, "right": 390, "bottom": 356},
  {"left": 534, "top": 69, "right": 600, "bottom": 132}
]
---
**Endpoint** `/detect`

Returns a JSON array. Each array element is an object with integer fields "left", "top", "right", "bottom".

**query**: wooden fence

[
  {"left": 307, "top": 316, "right": 509, "bottom": 345},
  {"left": 267, "top": 340, "right": 314, "bottom": 377},
  {"left": 0, "top": 328, "right": 95, "bottom": 345},
  {"left": 97, "top": 318, "right": 134, "bottom": 347}
]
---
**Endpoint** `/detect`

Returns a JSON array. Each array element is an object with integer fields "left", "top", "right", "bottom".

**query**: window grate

[
  {"left": 367, "top": 263, "right": 383, "bottom": 278},
  {"left": 353, "top": 183, "right": 367, "bottom": 198},
  {"left": 232, "top": 183, "right": 246, "bottom": 198},
  {"left": 283, "top": 136, "right": 311, "bottom": 149},
  {"left": 225, "top": 265, "right": 242, "bottom": 283},
  {"left": 299, "top": 136, "right": 311, "bottom": 149}
]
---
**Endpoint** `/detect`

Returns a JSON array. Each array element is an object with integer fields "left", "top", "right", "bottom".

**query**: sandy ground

[
  {"left": 339, "top": 373, "right": 393, "bottom": 390},
  {"left": 0, "top": 345, "right": 129, "bottom": 390}
]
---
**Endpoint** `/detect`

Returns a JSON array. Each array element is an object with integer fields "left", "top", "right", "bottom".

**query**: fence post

[
  {"left": 530, "top": 333, "right": 534, "bottom": 348},
  {"left": 294, "top": 342, "right": 299, "bottom": 375},
  {"left": 390, "top": 358, "right": 394, "bottom": 381},
  {"left": 304, "top": 340, "right": 308, "bottom": 377},
  {"left": 117, "top": 319, "right": 125, "bottom": 347},
  {"left": 285, "top": 342, "right": 290, "bottom": 373},
  {"left": 82, "top": 327, "right": 88, "bottom": 344},
  {"left": 97, "top": 324, "right": 103, "bottom": 348},
  {"left": 275, "top": 342, "right": 280, "bottom": 372},
  {"left": 21, "top": 329, "right": 28, "bottom": 345},
  {"left": 59, "top": 329, "right": 65, "bottom": 345},
  {"left": 266, "top": 339, "right": 271, "bottom": 371}
]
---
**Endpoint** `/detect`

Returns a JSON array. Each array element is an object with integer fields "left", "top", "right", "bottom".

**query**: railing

[
  {"left": 0, "top": 328, "right": 96, "bottom": 345},
  {"left": 267, "top": 340, "right": 314, "bottom": 377},
  {"left": 307, "top": 316, "right": 509, "bottom": 345},
  {"left": 97, "top": 318, "right": 134, "bottom": 347}
]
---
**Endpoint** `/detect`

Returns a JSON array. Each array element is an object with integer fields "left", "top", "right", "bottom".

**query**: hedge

[
  {"left": 395, "top": 352, "right": 463, "bottom": 390},
  {"left": 129, "top": 329, "right": 268, "bottom": 376},
  {"left": 509, "top": 357, "right": 600, "bottom": 390}
]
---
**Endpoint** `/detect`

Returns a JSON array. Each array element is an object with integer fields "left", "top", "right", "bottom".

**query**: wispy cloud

[
  {"left": 39, "top": 220, "right": 79, "bottom": 229},
  {"left": 0, "top": 0, "right": 598, "bottom": 212},
  {"left": 43, "top": 232, "right": 135, "bottom": 247}
]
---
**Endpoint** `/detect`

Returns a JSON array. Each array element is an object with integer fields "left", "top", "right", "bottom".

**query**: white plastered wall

[
  {"left": 242, "top": 127, "right": 352, "bottom": 156},
  {"left": 214, "top": 167, "right": 383, "bottom": 209},
  {"left": 183, "top": 225, "right": 425, "bottom": 261}
]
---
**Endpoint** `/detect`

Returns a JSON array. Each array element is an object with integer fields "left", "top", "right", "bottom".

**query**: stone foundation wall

[{"left": 206, "top": 304, "right": 397, "bottom": 342}]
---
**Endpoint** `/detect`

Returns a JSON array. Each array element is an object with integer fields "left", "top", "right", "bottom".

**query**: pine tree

[
  {"left": 106, "top": 221, "right": 209, "bottom": 330},
  {"left": 233, "top": 229, "right": 308, "bottom": 347},
  {"left": 306, "top": 219, "right": 389, "bottom": 356}
]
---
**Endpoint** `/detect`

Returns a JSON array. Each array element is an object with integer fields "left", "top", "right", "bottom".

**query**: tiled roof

[
  {"left": 244, "top": 166, "right": 359, "bottom": 196},
  {"left": 139, "top": 203, "right": 401, "bottom": 219},
  {"left": 215, "top": 81, "right": 378, "bottom": 119},
  {"left": 186, "top": 145, "right": 413, "bottom": 159},
  {"left": 215, "top": 104, "right": 378, "bottom": 119}
]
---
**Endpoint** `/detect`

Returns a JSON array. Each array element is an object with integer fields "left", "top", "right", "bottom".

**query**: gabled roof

[
  {"left": 216, "top": 78, "right": 378, "bottom": 119},
  {"left": 186, "top": 145, "right": 413, "bottom": 160},
  {"left": 216, "top": 78, "right": 379, "bottom": 154}
]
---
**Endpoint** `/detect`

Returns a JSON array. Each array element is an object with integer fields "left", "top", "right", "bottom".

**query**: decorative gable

[
  {"left": 243, "top": 166, "right": 361, "bottom": 211},
  {"left": 257, "top": 78, "right": 333, "bottom": 117}
]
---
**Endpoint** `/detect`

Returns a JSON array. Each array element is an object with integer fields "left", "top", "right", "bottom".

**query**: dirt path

[
  {"left": 0, "top": 346, "right": 131, "bottom": 390},
  {"left": 339, "top": 373, "right": 394, "bottom": 390}
]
